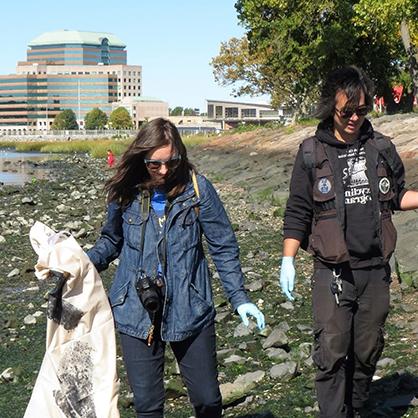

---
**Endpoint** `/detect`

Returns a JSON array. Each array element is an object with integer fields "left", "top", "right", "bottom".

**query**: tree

[
  {"left": 109, "top": 107, "right": 133, "bottom": 129},
  {"left": 84, "top": 108, "right": 108, "bottom": 130},
  {"left": 51, "top": 109, "right": 78, "bottom": 130},
  {"left": 169, "top": 106, "right": 184, "bottom": 116},
  {"left": 212, "top": 0, "right": 418, "bottom": 115},
  {"left": 183, "top": 108, "right": 199, "bottom": 116},
  {"left": 353, "top": 0, "right": 418, "bottom": 111}
]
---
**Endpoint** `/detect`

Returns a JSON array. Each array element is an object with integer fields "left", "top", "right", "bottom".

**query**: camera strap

[
  {"left": 138, "top": 190, "right": 162, "bottom": 346},
  {"left": 139, "top": 189, "right": 150, "bottom": 254}
]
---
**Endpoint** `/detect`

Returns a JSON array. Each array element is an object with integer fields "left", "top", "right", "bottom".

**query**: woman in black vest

[{"left": 280, "top": 66, "right": 418, "bottom": 418}]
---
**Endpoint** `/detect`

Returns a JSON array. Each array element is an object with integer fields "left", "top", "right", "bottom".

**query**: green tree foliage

[
  {"left": 169, "top": 106, "right": 184, "bottom": 116},
  {"left": 353, "top": 0, "right": 418, "bottom": 110},
  {"left": 212, "top": 0, "right": 418, "bottom": 115},
  {"left": 184, "top": 108, "right": 198, "bottom": 116},
  {"left": 51, "top": 109, "right": 78, "bottom": 130},
  {"left": 169, "top": 107, "right": 199, "bottom": 116},
  {"left": 109, "top": 107, "right": 133, "bottom": 129},
  {"left": 84, "top": 108, "right": 108, "bottom": 130}
]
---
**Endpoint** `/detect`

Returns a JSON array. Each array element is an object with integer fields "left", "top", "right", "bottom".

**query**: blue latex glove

[
  {"left": 237, "top": 303, "right": 265, "bottom": 330},
  {"left": 279, "top": 256, "right": 295, "bottom": 301}
]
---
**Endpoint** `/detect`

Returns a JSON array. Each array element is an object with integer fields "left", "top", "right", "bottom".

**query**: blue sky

[{"left": 1, "top": 0, "right": 270, "bottom": 111}]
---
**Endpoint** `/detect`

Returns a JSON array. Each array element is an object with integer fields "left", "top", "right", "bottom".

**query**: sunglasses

[
  {"left": 335, "top": 105, "right": 369, "bottom": 119},
  {"left": 144, "top": 155, "right": 182, "bottom": 170}
]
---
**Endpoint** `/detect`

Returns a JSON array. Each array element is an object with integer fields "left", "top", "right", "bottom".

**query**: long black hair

[
  {"left": 105, "top": 118, "right": 194, "bottom": 206},
  {"left": 314, "top": 65, "right": 375, "bottom": 122}
]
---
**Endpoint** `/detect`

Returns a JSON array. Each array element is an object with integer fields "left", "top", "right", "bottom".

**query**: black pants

[
  {"left": 311, "top": 265, "right": 390, "bottom": 418},
  {"left": 119, "top": 322, "right": 222, "bottom": 418}
]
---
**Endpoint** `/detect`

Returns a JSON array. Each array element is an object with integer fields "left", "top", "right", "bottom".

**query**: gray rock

[
  {"left": 0, "top": 235, "right": 5, "bottom": 244},
  {"left": 393, "top": 211, "right": 418, "bottom": 288},
  {"left": 269, "top": 361, "right": 297, "bottom": 380},
  {"left": 262, "top": 327, "right": 288, "bottom": 349},
  {"left": 21, "top": 197, "right": 36, "bottom": 205},
  {"left": 296, "top": 324, "right": 313, "bottom": 335},
  {"left": 266, "top": 347, "right": 290, "bottom": 362},
  {"left": 217, "top": 348, "right": 236, "bottom": 361},
  {"left": 23, "top": 315, "right": 36, "bottom": 325},
  {"left": 298, "top": 342, "right": 313, "bottom": 360},
  {"left": 280, "top": 301, "right": 294, "bottom": 310},
  {"left": 223, "top": 354, "right": 246, "bottom": 365},
  {"left": 0, "top": 368, "right": 14, "bottom": 382},
  {"left": 245, "top": 279, "right": 264, "bottom": 292},
  {"left": 238, "top": 340, "right": 258, "bottom": 352},
  {"left": 220, "top": 370, "right": 265, "bottom": 406},
  {"left": 7, "top": 268, "right": 19, "bottom": 278},
  {"left": 234, "top": 320, "right": 257, "bottom": 337},
  {"left": 70, "top": 191, "right": 82, "bottom": 200},
  {"left": 377, "top": 357, "right": 396, "bottom": 368},
  {"left": 277, "top": 321, "right": 290, "bottom": 332},
  {"left": 215, "top": 311, "right": 231, "bottom": 323}
]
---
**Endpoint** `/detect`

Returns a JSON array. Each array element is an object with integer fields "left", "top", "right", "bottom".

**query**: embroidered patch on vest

[
  {"left": 379, "top": 177, "right": 390, "bottom": 194},
  {"left": 318, "top": 178, "right": 332, "bottom": 194}
]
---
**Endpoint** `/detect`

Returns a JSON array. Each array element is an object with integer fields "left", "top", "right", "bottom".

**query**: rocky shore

[{"left": 0, "top": 117, "right": 418, "bottom": 417}]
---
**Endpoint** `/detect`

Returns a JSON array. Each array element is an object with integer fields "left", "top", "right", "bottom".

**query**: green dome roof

[{"left": 28, "top": 30, "right": 126, "bottom": 48}]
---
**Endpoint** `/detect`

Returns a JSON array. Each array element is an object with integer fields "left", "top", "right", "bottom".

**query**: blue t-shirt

[
  {"left": 151, "top": 189, "right": 166, "bottom": 218},
  {"left": 151, "top": 189, "right": 167, "bottom": 275}
]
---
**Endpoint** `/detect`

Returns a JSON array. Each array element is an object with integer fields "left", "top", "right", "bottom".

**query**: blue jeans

[{"left": 119, "top": 323, "right": 222, "bottom": 418}]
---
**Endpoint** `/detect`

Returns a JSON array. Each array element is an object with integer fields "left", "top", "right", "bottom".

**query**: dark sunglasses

[
  {"left": 335, "top": 105, "right": 369, "bottom": 119},
  {"left": 144, "top": 155, "right": 182, "bottom": 170}
]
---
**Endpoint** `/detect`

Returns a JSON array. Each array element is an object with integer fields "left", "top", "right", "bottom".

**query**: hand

[
  {"left": 279, "top": 256, "right": 295, "bottom": 301},
  {"left": 237, "top": 303, "right": 265, "bottom": 330}
]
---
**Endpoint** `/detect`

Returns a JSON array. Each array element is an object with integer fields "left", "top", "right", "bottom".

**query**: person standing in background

[{"left": 107, "top": 149, "right": 115, "bottom": 168}]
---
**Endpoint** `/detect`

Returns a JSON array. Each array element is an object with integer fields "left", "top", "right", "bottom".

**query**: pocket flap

[
  {"left": 122, "top": 211, "right": 143, "bottom": 225},
  {"left": 109, "top": 282, "right": 129, "bottom": 307}
]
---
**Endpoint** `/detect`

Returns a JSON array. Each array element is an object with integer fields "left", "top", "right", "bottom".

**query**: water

[{"left": 0, "top": 148, "right": 60, "bottom": 186}]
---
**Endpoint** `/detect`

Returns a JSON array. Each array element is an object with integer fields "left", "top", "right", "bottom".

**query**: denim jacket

[{"left": 87, "top": 174, "right": 250, "bottom": 341}]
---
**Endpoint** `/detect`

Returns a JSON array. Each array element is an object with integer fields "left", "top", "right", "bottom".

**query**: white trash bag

[{"left": 25, "top": 221, "right": 120, "bottom": 418}]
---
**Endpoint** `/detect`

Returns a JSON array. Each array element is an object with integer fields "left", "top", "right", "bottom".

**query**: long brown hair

[{"left": 105, "top": 118, "right": 194, "bottom": 206}]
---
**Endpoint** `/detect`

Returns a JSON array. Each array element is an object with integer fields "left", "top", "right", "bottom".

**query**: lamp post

[{"left": 78, "top": 79, "right": 81, "bottom": 130}]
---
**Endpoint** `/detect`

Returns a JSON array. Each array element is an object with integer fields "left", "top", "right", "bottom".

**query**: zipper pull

[{"left": 146, "top": 324, "right": 155, "bottom": 346}]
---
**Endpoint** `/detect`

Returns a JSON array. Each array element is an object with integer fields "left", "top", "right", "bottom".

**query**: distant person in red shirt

[{"left": 107, "top": 149, "right": 115, "bottom": 168}]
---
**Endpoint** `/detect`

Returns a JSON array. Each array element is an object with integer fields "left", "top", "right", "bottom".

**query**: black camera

[{"left": 136, "top": 273, "right": 164, "bottom": 314}]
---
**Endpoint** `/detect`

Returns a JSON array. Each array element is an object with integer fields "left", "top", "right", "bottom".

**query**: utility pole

[{"left": 78, "top": 79, "right": 81, "bottom": 130}]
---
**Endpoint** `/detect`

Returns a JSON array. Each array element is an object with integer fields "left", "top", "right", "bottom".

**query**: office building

[
  {"left": 0, "top": 30, "right": 142, "bottom": 133},
  {"left": 206, "top": 99, "right": 293, "bottom": 129}
]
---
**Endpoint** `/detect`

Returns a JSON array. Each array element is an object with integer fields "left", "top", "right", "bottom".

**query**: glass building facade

[
  {"left": 0, "top": 74, "right": 117, "bottom": 128},
  {"left": 0, "top": 30, "right": 141, "bottom": 131},
  {"left": 27, "top": 43, "right": 127, "bottom": 66}
]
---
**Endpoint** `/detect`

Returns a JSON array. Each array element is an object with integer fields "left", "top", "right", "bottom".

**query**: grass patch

[
  {"left": 296, "top": 117, "right": 318, "bottom": 127},
  {"left": 0, "top": 138, "right": 133, "bottom": 157},
  {"left": 183, "top": 134, "right": 214, "bottom": 148}
]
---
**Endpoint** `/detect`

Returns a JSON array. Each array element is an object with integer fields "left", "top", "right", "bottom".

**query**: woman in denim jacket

[{"left": 87, "top": 118, "right": 265, "bottom": 418}]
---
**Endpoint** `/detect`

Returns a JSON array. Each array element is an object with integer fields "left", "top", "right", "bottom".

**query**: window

[
  {"left": 241, "top": 108, "right": 256, "bottom": 118},
  {"left": 225, "top": 107, "right": 238, "bottom": 118},
  {"left": 207, "top": 104, "right": 214, "bottom": 118},
  {"left": 215, "top": 106, "right": 223, "bottom": 118}
]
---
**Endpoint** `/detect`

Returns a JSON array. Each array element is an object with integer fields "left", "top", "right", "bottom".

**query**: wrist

[{"left": 281, "top": 256, "right": 294, "bottom": 266}]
